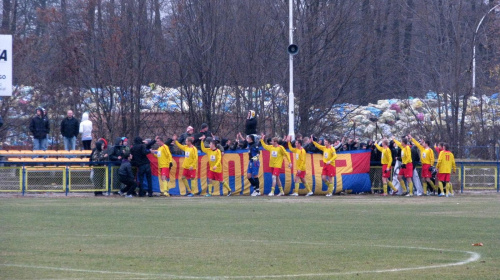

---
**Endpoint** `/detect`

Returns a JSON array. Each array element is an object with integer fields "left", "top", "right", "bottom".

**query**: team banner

[{"left": 144, "top": 149, "right": 371, "bottom": 195}]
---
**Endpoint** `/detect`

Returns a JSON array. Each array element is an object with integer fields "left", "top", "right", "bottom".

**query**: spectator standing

[
  {"left": 193, "top": 123, "right": 212, "bottom": 149},
  {"left": 245, "top": 110, "right": 258, "bottom": 136},
  {"left": 79, "top": 112, "right": 93, "bottom": 150},
  {"left": 108, "top": 137, "right": 130, "bottom": 192},
  {"left": 60, "top": 110, "right": 80, "bottom": 152},
  {"left": 29, "top": 107, "right": 50, "bottom": 151},
  {"left": 130, "top": 137, "right": 156, "bottom": 197},
  {"left": 178, "top": 126, "right": 194, "bottom": 145}
]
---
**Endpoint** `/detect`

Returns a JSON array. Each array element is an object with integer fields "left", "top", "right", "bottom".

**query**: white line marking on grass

[{"left": 0, "top": 245, "right": 480, "bottom": 279}]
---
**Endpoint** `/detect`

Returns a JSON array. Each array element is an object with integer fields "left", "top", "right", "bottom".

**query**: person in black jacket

[
  {"left": 90, "top": 139, "right": 108, "bottom": 196},
  {"left": 60, "top": 110, "right": 80, "bottom": 151},
  {"left": 108, "top": 137, "right": 130, "bottom": 192},
  {"left": 0, "top": 114, "right": 3, "bottom": 128},
  {"left": 118, "top": 152, "right": 136, "bottom": 197},
  {"left": 245, "top": 110, "right": 257, "bottom": 136},
  {"left": 130, "top": 136, "right": 156, "bottom": 197},
  {"left": 193, "top": 123, "right": 212, "bottom": 149},
  {"left": 29, "top": 107, "right": 50, "bottom": 151}
]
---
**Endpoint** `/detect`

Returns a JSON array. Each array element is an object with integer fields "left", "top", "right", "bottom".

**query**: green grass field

[{"left": 1, "top": 194, "right": 499, "bottom": 279}]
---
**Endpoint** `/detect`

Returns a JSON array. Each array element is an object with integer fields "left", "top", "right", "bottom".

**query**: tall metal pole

[
  {"left": 288, "top": 0, "right": 295, "bottom": 140},
  {"left": 472, "top": 4, "right": 500, "bottom": 96}
]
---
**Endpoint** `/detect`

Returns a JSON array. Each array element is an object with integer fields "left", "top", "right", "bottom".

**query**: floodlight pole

[
  {"left": 288, "top": 0, "right": 295, "bottom": 140},
  {"left": 472, "top": 4, "right": 500, "bottom": 96}
]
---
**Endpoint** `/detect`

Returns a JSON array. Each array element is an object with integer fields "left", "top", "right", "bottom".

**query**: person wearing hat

[
  {"left": 29, "top": 107, "right": 50, "bottom": 152},
  {"left": 90, "top": 139, "right": 109, "bottom": 196},
  {"left": 79, "top": 112, "right": 93, "bottom": 150},
  {"left": 245, "top": 110, "right": 258, "bottom": 136},
  {"left": 130, "top": 136, "right": 156, "bottom": 197},
  {"left": 109, "top": 137, "right": 130, "bottom": 193}
]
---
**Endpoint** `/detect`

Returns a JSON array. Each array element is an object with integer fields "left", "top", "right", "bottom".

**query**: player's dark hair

[
  {"left": 402, "top": 139, "right": 408, "bottom": 145},
  {"left": 443, "top": 143, "right": 450, "bottom": 150},
  {"left": 296, "top": 139, "right": 303, "bottom": 146},
  {"left": 425, "top": 140, "right": 431, "bottom": 146}
]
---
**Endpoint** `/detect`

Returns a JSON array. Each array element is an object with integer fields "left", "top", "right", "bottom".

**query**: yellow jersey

[
  {"left": 411, "top": 138, "right": 434, "bottom": 165},
  {"left": 260, "top": 139, "right": 291, "bottom": 168},
  {"left": 154, "top": 144, "right": 173, "bottom": 169},
  {"left": 393, "top": 139, "right": 412, "bottom": 164},
  {"left": 312, "top": 141, "right": 337, "bottom": 166},
  {"left": 288, "top": 142, "right": 306, "bottom": 171},
  {"left": 175, "top": 140, "right": 198, "bottom": 170},
  {"left": 374, "top": 143, "right": 392, "bottom": 166},
  {"left": 201, "top": 144, "right": 222, "bottom": 173},
  {"left": 436, "top": 150, "right": 456, "bottom": 174}
]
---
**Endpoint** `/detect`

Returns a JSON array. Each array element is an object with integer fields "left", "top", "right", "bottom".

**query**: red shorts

[
  {"left": 271, "top": 167, "right": 282, "bottom": 176},
  {"left": 398, "top": 163, "right": 413, "bottom": 178},
  {"left": 437, "top": 173, "right": 450, "bottom": 182},
  {"left": 382, "top": 165, "right": 392, "bottom": 178},
  {"left": 160, "top": 168, "right": 170, "bottom": 179},
  {"left": 182, "top": 168, "right": 196, "bottom": 179},
  {"left": 322, "top": 165, "right": 336, "bottom": 177},
  {"left": 296, "top": 170, "right": 306, "bottom": 179},
  {"left": 207, "top": 170, "right": 223, "bottom": 181},
  {"left": 421, "top": 164, "right": 432, "bottom": 178}
]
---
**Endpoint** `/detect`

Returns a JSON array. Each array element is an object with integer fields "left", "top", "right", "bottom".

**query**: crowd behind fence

[{"left": 0, "top": 160, "right": 498, "bottom": 195}]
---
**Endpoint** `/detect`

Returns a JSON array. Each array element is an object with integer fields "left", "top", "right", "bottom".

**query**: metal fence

[
  {"left": 369, "top": 161, "right": 500, "bottom": 193},
  {"left": 0, "top": 161, "right": 499, "bottom": 195}
]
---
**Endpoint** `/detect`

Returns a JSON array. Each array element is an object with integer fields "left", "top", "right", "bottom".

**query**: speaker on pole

[{"left": 288, "top": 44, "right": 299, "bottom": 55}]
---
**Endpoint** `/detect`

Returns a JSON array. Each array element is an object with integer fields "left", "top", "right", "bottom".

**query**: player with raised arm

[
  {"left": 409, "top": 135, "right": 436, "bottom": 195},
  {"left": 392, "top": 136, "right": 413, "bottom": 196},
  {"left": 287, "top": 135, "right": 313, "bottom": 196},
  {"left": 374, "top": 139, "right": 398, "bottom": 196},
  {"left": 154, "top": 136, "right": 173, "bottom": 197},
  {"left": 311, "top": 135, "right": 338, "bottom": 196},
  {"left": 260, "top": 134, "right": 292, "bottom": 196},
  {"left": 173, "top": 134, "right": 198, "bottom": 197},
  {"left": 200, "top": 136, "right": 232, "bottom": 196}
]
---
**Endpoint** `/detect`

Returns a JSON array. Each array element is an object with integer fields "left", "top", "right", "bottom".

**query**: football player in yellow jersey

[
  {"left": 436, "top": 143, "right": 456, "bottom": 197},
  {"left": 154, "top": 136, "right": 173, "bottom": 197},
  {"left": 200, "top": 137, "right": 232, "bottom": 197},
  {"left": 374, "top": 139, "right": 398, "bottom": 196},
  {"left": 311, "top": 135, "right": 338, "bottom": 197},
  {"left": 173, "top": 134, "right": 198, "bottom": 197},
  {"left": 392, "top": 136, "right": 414, "bottom": 196},
  {"left": 408, "top": 135, "right": 436, "bottom": 195},
  {"left": 287, "top": 136, "right": 313, "bottom": 196},
  {"left": 260, "top": 134, "right": 292, "bottom": 196}
]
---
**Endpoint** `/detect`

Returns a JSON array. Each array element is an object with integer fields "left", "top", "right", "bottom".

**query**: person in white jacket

[{"left": 79, "top": 112, "right": 93, "bottom": 150}]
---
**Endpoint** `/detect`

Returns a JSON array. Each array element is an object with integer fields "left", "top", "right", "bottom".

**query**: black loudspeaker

[{"left": 288, "top": 44, "right": 299, "bottom": 55}]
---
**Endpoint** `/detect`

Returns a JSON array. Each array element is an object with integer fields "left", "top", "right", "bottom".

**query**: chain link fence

[
  {"left": 0, "top": 167, "right": 22, "bottom": 192},
  {"left": 0, "top": 161, "right": 498, "bottom": 194},
  {"left": 25, "top": 167, "right": 66, "bottom": 192}
]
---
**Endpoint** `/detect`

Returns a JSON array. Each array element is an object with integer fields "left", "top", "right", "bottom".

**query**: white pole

[
  {"left": 472, "top": 4, "right": 500, "bottom": 96},
  {"left": 288, "top": 0, "right": 295, "bottom": 140}
]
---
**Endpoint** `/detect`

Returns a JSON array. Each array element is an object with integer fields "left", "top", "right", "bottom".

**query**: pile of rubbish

[{"left": 329, "top": 91, "right": 500, "bottom": 139}]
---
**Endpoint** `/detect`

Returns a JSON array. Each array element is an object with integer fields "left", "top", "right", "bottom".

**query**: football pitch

[{"left": 1, "top": 194, "right": 499, "bottom": 279}]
